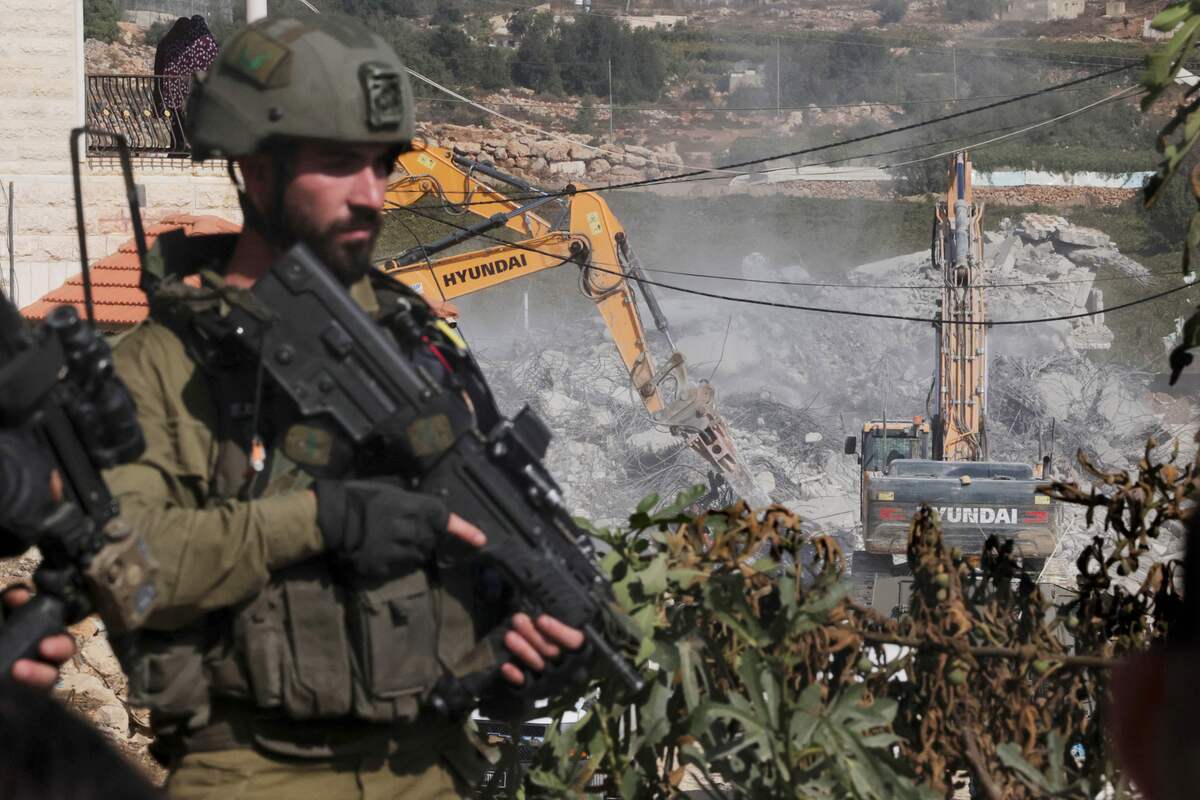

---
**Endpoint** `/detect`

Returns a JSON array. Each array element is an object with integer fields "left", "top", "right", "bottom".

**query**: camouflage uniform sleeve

[{"left": 104, "top": 322, "right": 324, "bottom": 629}]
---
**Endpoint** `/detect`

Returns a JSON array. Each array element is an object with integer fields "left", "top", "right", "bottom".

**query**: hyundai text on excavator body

[
  {"left": 845, "top": 153, "right": 1058, "bottom": 611},
  {"left": 379, "top": 143, "right": 767, "bottom": 506}
]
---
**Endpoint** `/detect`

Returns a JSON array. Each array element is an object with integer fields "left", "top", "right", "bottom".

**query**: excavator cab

[{"left": 849, "top": 418, "right": 931, "bottom": 473}]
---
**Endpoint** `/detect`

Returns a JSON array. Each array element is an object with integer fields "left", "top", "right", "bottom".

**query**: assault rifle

[
  {"left": 0, "top": 126, "right": 157, "bottom": 675},
  {"left": 198, "top": 243, "right": 644, "bottom": 713},
  {"left": 0, "top": 296, "right": 157, "bottom": 674}
]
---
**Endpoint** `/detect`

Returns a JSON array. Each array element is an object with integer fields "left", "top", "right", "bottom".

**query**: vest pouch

[
  {"left": 117, "top": 628, "right": 212, "bottom": 732},
  {"left": 348, "top": 571, "right": 440, "bottom": 722},
  {"left": 230, "top": 562, "right": 354, "bottom": 719}
]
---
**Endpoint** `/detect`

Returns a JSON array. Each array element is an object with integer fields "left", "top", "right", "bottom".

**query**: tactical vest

[{"left": 119, "top": 268, "right": 501, "bottom": 751}]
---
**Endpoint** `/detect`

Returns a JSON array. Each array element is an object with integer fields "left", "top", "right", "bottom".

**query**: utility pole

[
  {"left": 608, "top": 58, "right": 614, "bottom": 141},
  {"left": 952, "top": 46, "right": 958, "bottom": 102},
  {"left": 775, "top": 37, "right": 781, "bottom": 117},
  {"left": 246, "top": 0, "right": 268, "bottom": 23}
]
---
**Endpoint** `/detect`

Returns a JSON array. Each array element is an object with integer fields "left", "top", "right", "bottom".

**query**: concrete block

[
  {"left": 549, "top": 160, "right": 586, "bottom": 177},
  {"left": 990, "top": 234, "right": 1021, "bottom": 272},
  {"left": 1016, "top": 213, "right": 1068, "bottom": 242},
  {"left": 1055, "top": 225, "right": 1111, "bottom": 249},
  {"left": 540, "top": 142, "right": 572, "bottom": 162}
]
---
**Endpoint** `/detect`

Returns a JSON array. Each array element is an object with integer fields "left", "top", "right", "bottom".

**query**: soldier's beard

[{"left": 279, "top": 204, "right": 381, "bottom": 287}]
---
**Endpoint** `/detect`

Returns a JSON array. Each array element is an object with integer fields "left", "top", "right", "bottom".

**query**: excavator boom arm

[
  {"left": 380, "top": 160, "right": 765, "bottom": 504},
  {"left": 933, "top": 152, "right": 988, "bottom": 462},
  {"left": 387, "top": 144, "right": 556, "bottom": 240}
]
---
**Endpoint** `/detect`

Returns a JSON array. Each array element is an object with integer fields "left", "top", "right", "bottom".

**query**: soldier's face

[{"left": 248, "top": 140, "right": 393, "bottom": 285}]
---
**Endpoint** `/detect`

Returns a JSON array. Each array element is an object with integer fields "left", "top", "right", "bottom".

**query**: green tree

[
  {"left": 431, "top": 0, "right": 464, "bottom": 27},
  {"left": 83, "top": 0, "right": 120, "bottom": 44},
  {"left": 1141, "top": 155, "right": 1196, "bottom": 254},
  {"left": 553, "top": 16, "right": 667, "bottom": 103},
  {"left": 944, "top": 0, "right": 1002, "bottom": 22},
  {"left": 873, "top": 0, "right": 909, "bottom": 24},
  {"left": 512, "top": 12, "right": 562, "bottom": 94}
]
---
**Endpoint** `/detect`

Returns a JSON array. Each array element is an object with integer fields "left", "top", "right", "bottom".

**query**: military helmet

[{"left": 186, "top": 14, "right": 414, "bottom": 161}]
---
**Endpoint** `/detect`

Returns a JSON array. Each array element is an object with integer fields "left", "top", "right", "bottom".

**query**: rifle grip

[{"left": 0, "top": 594, "right": 68, "bottom": 679}]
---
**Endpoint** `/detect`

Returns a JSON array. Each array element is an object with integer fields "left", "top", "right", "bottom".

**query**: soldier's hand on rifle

[
  {"left": 314, "top": 480, "right": 486, "bottom": 579},
  {"left": 1, "top": 587, "right": 76, "bottom": 689},
  {"left": 499, "top": 612, "right": 585, "bottom": 687}
]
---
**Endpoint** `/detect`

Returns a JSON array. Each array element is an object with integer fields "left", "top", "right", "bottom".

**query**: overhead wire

[
  {"left": 406, "top": 66, "right": 751, "bottom": 177},
  {"left": 382, "top": 200, "right": 1183, "bottom": 293},
  {"left": 414, "top": 83, "right": 1121, "bottom": 113},
  {"left": 386, "top": 203, "right": 1197, "bottom": 327},
  {"left": 403, "top": 61, "right": 1138, "bottom": 204}
]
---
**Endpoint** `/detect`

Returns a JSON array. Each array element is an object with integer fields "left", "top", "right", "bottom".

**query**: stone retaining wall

[{"left": 422, "top": 123, "right": 690, "bottom": 186}]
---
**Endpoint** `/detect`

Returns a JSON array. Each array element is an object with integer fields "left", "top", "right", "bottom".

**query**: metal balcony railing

[{"left": 85, "top": 74, "right": 193, "bottom": 160}]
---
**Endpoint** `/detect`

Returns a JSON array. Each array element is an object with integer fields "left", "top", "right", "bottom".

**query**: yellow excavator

[
  {"left": 379, "top": 143, "right": 767, "bottom": 506},
  {"left": 845, "top": 153, "right": 1057, "bottom": 610}
]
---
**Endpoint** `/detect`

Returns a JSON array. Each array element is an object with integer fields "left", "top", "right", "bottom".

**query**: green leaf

[
  {"left": 638, "top": 556, "right": 669, "bottom": 596},
  {"left": 652, "top": 484, "right": 706, "bottom": 521},
  {"left": 1046, "top": 730, "right": 1066, "bottom": 790},
  {"left": 997, "top": 743, "right": 1055, "bottom": 792},
  {"left": 789, "top": 709, "right": 821, "bottom": 748},
  {"left": 636, "top": 493, "right": 660, "bottom": 515},
  {"left": 1152, "top": 2, "right": 1192, "bottom": 32},
  {"left": 666, "top": 567, "right": 708, "bottom": 588},
  {"left": 677, "top": 639, "right": 706, "bottom": 711}
]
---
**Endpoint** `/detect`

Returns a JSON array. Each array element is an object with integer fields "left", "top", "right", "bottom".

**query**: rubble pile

[{"left": 472, "top": 213, "right": 1191, "bottom": 577}]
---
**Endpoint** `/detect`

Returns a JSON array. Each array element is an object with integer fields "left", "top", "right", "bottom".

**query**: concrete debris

[
  {"left": 464, "top": 210, "right": 1191, "bottom": 583},
  {"left": 1016, "top": 213, "right": 1069, "bottom": 242},
  {"left": 1064, "top": 246, "right": 1152, "bottom": 286},
  {"left": 1054, "top": 225, "right": 1111, "bottom": 249}
]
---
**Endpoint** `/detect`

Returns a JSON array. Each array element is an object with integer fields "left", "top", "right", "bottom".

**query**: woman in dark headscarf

[{"left": 154, "top": 15, "right": 219, "bottom": 154}]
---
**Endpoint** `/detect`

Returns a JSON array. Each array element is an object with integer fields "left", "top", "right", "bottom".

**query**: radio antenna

[{"left": 69, "top": 128, "right": 147, "bottom": 327}]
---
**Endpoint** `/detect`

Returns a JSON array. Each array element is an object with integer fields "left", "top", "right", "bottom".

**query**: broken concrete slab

[
  {"left": 1022, "top": 252, "right": 1075, "bottom": 278},
  {"left": 1016, "top": 213, "right": 1069, "bottom": 242},
  {"left": 1054, "top": 225, "right": 1111, "bottom": 249},
  {"left": 988, "top": 233, "right": 1023, "bottom": 272},
  {"left": 1063, "top": 247, "right": 1151, "bottom": 285}
]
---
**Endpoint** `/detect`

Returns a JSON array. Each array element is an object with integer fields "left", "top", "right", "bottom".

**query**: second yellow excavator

[{"left": 379, "top": 143, "right": 767, "bottom": 506}]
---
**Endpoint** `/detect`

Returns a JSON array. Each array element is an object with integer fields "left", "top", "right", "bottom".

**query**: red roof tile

[{"left": 20, "top": 214, "right": 241, "bottom": 330}]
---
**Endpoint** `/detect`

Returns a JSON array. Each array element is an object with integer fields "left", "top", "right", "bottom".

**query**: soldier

[{"left": 106, "top": 14, "right": 586, "bottom": 798}]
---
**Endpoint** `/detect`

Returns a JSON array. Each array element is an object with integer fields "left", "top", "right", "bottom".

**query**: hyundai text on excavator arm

[
  {"left": 379, "top": 143, "right": 768, "bottom": 506},
  {"left": 844, "top": 153, "right": 1058, "bottom": 612}
]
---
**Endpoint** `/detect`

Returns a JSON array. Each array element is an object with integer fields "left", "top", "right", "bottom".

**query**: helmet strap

[{"left": 227, "top": 145, "right": 295, "bottom": 251}]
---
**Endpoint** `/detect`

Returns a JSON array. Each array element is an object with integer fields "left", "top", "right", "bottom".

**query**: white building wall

[{"left": 0, "top": 0, "right": 242, "bottom": 308}]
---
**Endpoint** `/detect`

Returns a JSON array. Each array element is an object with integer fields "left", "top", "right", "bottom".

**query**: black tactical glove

[
  {"left": 314, "top": 479, "right": 450, "bottom": 580},
  {"left": 478, "top": 639, "right": 595, "bottom": 721}
]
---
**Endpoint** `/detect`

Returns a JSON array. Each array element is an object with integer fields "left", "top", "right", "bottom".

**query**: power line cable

[
  {"left": 414, "top": 83, "right": 1122, "bottom": 114},
  {"left": 382, "top": 202, "right": 1183, "bottom": 293},
  {"left": 387, "top": 203, "right": 1196, "bottom": 326},
  {"left": 404, "top": 62, "right": 1138, "bottom": 203},
  {"left": 397, "top": 76, "right": 1142, "bottom": 206},
  {"left": 407, "top": 66, "right": 750, "bottom": 176}
]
